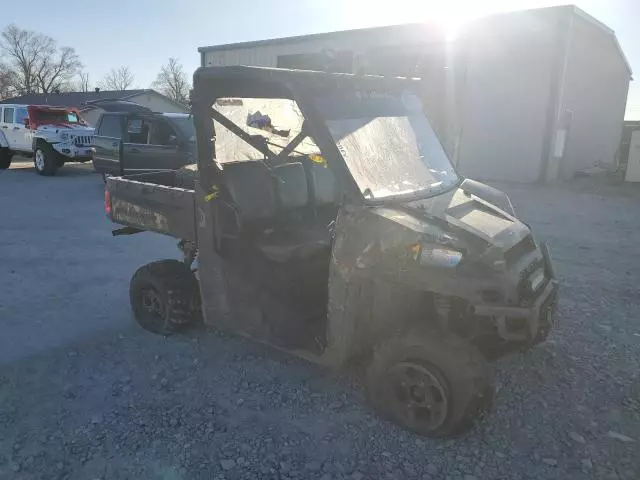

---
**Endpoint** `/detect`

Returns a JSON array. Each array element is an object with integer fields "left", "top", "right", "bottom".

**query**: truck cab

[{"left": 91, "top": 101, "right": 195, "bottom": 178}]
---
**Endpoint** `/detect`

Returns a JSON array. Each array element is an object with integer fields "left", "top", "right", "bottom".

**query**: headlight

[
  {"left": 411, "top": 243, "right": 463, "bottom": 268},
  {"left": 60, "top": 133, "right": 70, "bottom": 141},
  {"left": 529, "top": 267, "right": 545, "bottom": 292}
]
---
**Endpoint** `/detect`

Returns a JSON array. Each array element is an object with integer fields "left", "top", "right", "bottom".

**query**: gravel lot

[{"left": 1, "top": 160, "right": 639, "bottom": 480}]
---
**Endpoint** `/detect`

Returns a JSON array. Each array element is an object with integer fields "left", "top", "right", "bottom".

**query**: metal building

[{"left": 199, "top": 6, "right": 631, "bottom": 182}]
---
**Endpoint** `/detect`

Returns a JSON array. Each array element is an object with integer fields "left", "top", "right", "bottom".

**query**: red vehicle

[{"left": 0, "top": 104, "right": 94, "bottom": 175}]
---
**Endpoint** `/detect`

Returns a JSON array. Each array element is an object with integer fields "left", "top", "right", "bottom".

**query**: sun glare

[{"left": 350, "top": 0, "right": 534, "bottom": 41}]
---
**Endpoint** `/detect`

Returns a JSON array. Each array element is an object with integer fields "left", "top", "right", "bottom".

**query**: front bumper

[
  {"left": 472, "top": 241, "right": 559, "bottom": 344},
  {"left": 53, "top": 143, "right": 94, "bottom": 161},
  {"left": 473, "top": 279, "right": 558, "bottom": 343}
]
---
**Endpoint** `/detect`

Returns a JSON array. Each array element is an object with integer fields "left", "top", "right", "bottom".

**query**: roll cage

[{"left": 191, "top": 65, "right": 424, "bottom": 203}]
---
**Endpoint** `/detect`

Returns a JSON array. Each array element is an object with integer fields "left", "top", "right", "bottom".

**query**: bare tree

[
  {"left": 99, "top": 66, "right": 134, "bottom": 91},
  {"left": 152, "top": 58, "right": 190, "bottom": 105},
  {"left": 0, "top": 24, "right": 81, "bottom": 95},
  {"left": 77, "top": 71, "right": 90, "bottom": 92},
  {"left": 34, "top": 46, "right": 81, "bottom": 93},
  {"left": 0, "top": 64, "right": 15, "bottom": 99}
]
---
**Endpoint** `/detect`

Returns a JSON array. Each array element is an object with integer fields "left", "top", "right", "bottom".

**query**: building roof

[
  {"left": 569, "top": 5, "right": 632, "bottom": 75},
  {"left": 473, "top": 5, "right": 632, "bottom": 76},
  {"left": 198, "top": 22, "right": 442, "bottom": 53},
  {"left": 0, "top": 89, "right": 188, "bottom": 109},
  {"left": 198, "top": 5, "right": 631, "bottom": 76},
  {"left": 0, "top": 89, "right": 148, "bottom": 106}
]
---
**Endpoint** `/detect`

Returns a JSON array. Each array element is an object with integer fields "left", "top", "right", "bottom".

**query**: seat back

[
  {"left": 272, "top": 162, "right": 309, "bottom": 211},
  {"left": 222, "top": 161, "right": 277, "bottom": 221},
  {"left": 309, "top": 163, "right": 339, "bottom": 206}
]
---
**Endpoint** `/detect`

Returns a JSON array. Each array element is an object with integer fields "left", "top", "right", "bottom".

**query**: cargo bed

[{"left": 105, "top": 171, "right": 197, "bottom": 241}]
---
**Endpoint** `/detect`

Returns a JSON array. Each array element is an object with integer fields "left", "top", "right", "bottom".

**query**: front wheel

[
  {"left": 0, "top": 149, "right": 12, "bottom": 169},
  {"left": 34, "top": 144, "right": 59, "bottom": 176},
  {"left": 366, "top": 328, "right": 494, "bottom": 437},
  {"left": 130, "top": 260, "right": 201, "bottom": 335}
]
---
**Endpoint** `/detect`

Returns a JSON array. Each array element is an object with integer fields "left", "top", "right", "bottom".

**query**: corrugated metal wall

[
  {"left": 200, "top": 9, "right": 631, "bottom": 183},
  {"left": 455, "top": 11, "right": 557, "bottom": 182},
  {"left": 555, "top": 15, "right": 630, "bottom": 178}
]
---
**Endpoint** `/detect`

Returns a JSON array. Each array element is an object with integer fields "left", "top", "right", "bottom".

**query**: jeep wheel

[
  {"left": 130, "top": 260, "right": 201, "bottom": 335},
  {"left": 34, "top": 144, "right": 59, "bottom": 176},
  {"left": 0, "top": 149, "right": 12, "bottom": 169},
  {"left": 366, "top": 328, "right": 494, "bottom": 437}
]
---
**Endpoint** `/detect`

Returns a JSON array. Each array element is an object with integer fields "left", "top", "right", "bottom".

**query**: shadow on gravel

[{"left": 7, "top": 164, "right": 96, "bottom": 177}]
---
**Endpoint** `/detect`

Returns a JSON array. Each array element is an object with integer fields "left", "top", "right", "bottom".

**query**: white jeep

[{"left": 0, "top": 104, "right": 95, "bottom": 176}]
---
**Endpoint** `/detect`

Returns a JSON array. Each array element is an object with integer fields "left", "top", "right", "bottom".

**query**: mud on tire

[
  {"left": 129, "top": 259, "right": 201, "bottom": 335},
  {"left": 366, "top": 328, "right": 494, "bottom": 438}
]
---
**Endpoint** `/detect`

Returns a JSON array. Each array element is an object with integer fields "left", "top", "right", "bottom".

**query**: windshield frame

[
  {"left": 191, "top": 69, "right": 461, "bottom": 204},
  {"left": 298, "top": 86, "right": 462, "bottom": 206},
  {"left": 33, "top": 109, "right": 82, "bottom": 125}
]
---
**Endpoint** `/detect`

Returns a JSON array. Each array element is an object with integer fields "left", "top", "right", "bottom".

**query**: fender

[
  {"left": 0, "top": 131, "right": 8, "bottom": 148},
  {"left": 459, "top": 178, "right": 516, "bottom": 217},
  {"left": 32, "top": 135, "right": 46, "bottom": 151}
]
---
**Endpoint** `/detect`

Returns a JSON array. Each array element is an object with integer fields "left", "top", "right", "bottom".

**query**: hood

[
  {"left": 36, "top": 124, "right": 95, "bottom": 133},
  {"left": 411, "top": 186, "right": 528, "bottom": 248},
  {"left": 373, "top": 184, "right": 531, "bottom": 257}
]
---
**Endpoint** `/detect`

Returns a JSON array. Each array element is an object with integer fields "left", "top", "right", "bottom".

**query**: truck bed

[{"left": 106, "top": 171, "right": 197, "bottom": 241}]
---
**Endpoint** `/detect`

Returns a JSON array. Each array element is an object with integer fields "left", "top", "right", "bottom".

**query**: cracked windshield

[
  {"left": 316, "top": 90, "right": 459, "bottom": 199},
  {"left": 1, "top": 0, "right": 639, "bottom": 479}
]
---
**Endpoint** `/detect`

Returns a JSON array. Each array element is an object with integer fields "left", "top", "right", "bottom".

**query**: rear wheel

[
  {"left": 34, "top": 144, "right": 59, "bottom": 176},
  {"left": 130, "top": 260, "right": 201, "bottom": 335},
  {"left": 366, "top": 328, "right": 494, "bottom": 437},
  {"left": 0, "top": 149, "right": 12, "bottom": 169}
]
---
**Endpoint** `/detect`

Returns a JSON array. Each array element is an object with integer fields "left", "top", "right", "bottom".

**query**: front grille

[
  {"left": 505, "top": 235, "right": 536, "bottom": 268},
  {"left": 518, "top": 259, "right": 546, "bottom": 305},
  {"left": 73, "top": 135, "right": 93, "bottom": 146}
]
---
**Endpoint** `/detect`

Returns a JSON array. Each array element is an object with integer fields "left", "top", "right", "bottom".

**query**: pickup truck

[
  {"left": 91, "top": 101, "right": 196, "bottom": 179},
  {"left": 0, "top": 104, "right": 94, "bottom": 175}
]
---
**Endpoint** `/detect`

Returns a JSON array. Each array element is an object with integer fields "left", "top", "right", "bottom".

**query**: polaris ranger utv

[{"left": 105, "top": 66, "right": 558, "bottom": 437}]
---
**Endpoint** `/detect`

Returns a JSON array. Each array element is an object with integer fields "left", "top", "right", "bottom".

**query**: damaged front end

[
  {"left": 329, "top": 183, "right": 559, "bottom": 361},
  {"left": 435, "top": 239, "right": 558, "bottom": 357}
]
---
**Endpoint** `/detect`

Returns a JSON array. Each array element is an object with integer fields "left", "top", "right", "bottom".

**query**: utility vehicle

[{"left": 105, "top": 66, "right": 558, "bottom": 437}]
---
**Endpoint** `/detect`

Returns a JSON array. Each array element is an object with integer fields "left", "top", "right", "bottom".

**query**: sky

[{"left": 5, "top": 0, "right": 640, "bottom": 118}]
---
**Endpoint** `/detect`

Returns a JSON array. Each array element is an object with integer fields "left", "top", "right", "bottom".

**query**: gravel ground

[{"left": 1, "top": 161, "right": 639, "bottom": 480}]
